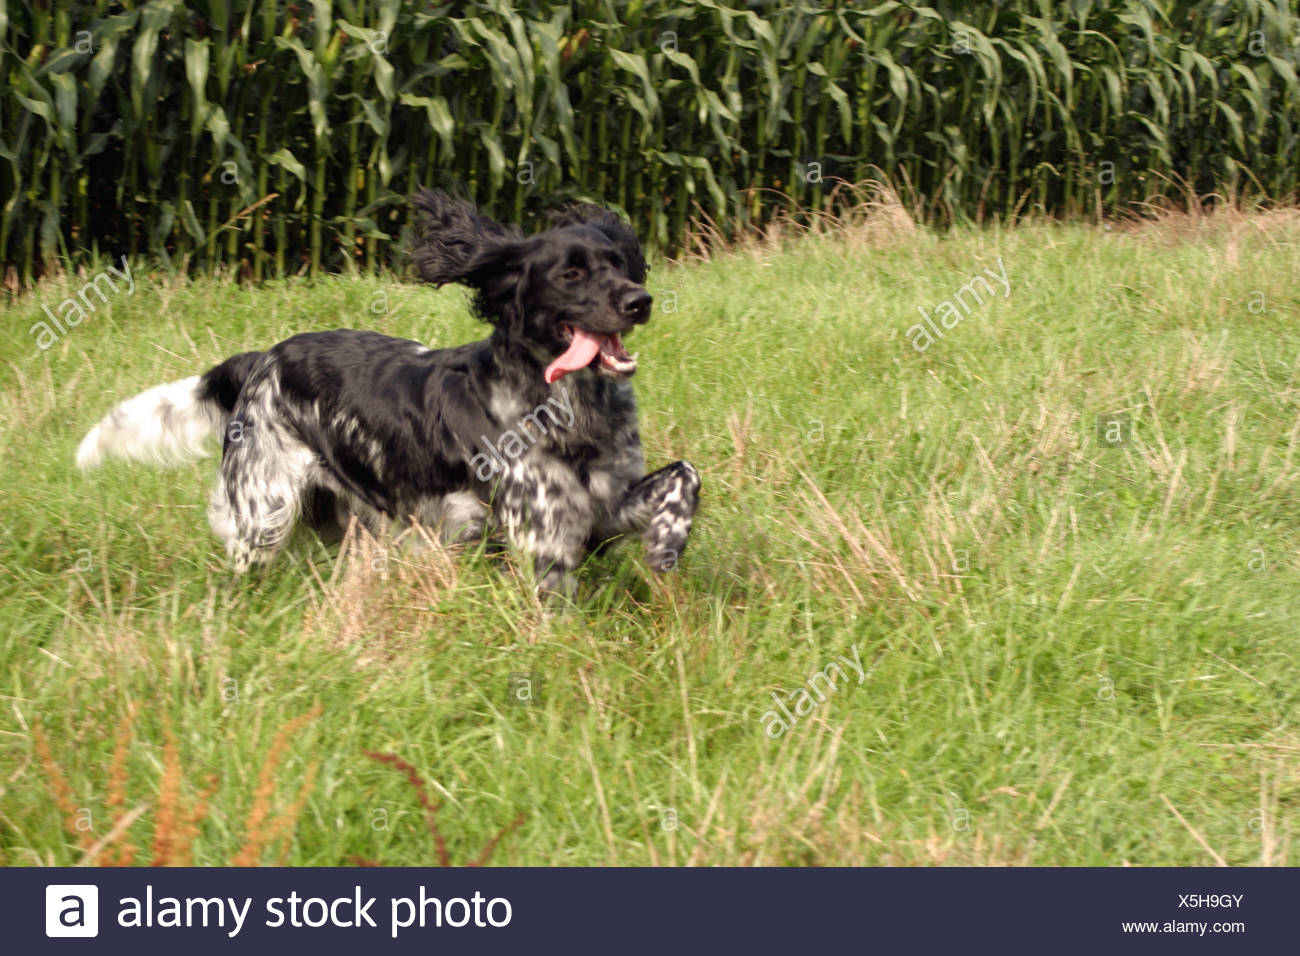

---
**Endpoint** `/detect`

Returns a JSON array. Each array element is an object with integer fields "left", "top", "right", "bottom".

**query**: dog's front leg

[
  {"left": 611, "top": 461, "right": 701, "bottom": 572},
  {"left": 521, "top": 525, "right": 586, "bottom": 600},
  {"left": 497, "top": 469, "right": 588, "bottom": 600}
]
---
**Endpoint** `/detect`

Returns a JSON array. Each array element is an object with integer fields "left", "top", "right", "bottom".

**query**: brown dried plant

[
  {"left": 149, "top": 722, "right": 184, "bottom": 866},
  {"left": 33, "top": 704, "right": 322, "bottom": 866},
  {"left": 32, "top": 721, "right": 95, "bottom": 854},
  {"left": 355, "top": 752, "right": 524, "bottom": 867},
  {"left": 150, "top": 721, "right": 221, "bottom": 867},
  {"left": 101, "top": 706, "right": 140, "bottom": 866},
  {"left": 231, "top": 704, "right": 324, "bottom": 865}
]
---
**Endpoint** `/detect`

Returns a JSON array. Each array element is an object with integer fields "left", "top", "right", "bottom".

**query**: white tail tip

[{"left": 75, "top": 375, "right": 224, "bottom": 471}]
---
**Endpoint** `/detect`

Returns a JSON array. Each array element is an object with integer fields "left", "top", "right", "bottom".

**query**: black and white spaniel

[{"left": 76, "top": 190, "right": 700, "bottom": 596}]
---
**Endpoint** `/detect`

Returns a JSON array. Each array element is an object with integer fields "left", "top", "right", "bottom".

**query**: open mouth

[{"left": 544, "top": 325, "right": 638, "bottom": 384}]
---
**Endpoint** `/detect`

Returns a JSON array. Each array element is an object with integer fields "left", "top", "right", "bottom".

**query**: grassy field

[{"left": 2, "top": 206, "right": 1299, "bottom": 866}]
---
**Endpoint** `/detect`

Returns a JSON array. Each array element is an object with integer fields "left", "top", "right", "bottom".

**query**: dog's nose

[{"left": 621, "top": 289, "right": 652, "bottom": 323}]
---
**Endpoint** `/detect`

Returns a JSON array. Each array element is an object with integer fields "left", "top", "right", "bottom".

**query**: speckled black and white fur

[{"left": 75, "top": 191, "right": 700, "bottom": 597}]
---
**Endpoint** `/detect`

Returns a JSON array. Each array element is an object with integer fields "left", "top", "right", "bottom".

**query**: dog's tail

[{"left": 75, "top": 351, "right": 263, "bottom": 470}]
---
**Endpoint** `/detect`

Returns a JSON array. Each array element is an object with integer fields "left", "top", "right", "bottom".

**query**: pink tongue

[{"left": 544, "top": 328, "right": 604, "bottom": 383}]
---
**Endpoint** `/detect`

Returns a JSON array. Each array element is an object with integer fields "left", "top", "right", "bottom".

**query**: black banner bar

[{"left": 10, "top": 867, "right": 1288, "bottom": 953}]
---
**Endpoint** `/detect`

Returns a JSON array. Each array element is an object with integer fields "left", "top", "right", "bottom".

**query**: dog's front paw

[
  {"left": 646, "top": 544, "right": 683, "bottom": 573},
  {"left": 644, "top": 460, "right": 698, "bottom": 573},
  {"left": 535, "top": 562, "right": 579, "bottom": 604}
]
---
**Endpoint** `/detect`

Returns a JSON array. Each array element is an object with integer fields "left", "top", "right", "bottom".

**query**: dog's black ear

[
  {"left": 411, "top": 189, "right": 523, "bottom": 287},
  {"left": 549, "top": 203, "right": 647, "bottom": 284}
]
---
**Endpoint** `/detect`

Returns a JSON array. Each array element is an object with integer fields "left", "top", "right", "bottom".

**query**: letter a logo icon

[{"left": 46, "top": 885, "right": 99, "bottom": 937}]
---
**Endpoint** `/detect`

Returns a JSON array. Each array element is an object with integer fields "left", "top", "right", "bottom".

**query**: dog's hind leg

[
  {"left": 607, "top": 461, "right": 701, "bottom": 572},
  {"left": 207, "top": 422, "right": 318, "bottom": 573}
]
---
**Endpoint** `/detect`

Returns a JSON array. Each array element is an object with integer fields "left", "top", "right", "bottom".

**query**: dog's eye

[{"left": 560, "top": 267, "right": 585, "bottom": 281}]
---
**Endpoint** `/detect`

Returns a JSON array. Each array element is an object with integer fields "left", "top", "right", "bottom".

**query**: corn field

[{"left": 2, "top": 0, "right": 1297, "bottom": 282}]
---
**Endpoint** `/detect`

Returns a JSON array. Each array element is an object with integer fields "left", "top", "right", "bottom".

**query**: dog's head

[{"left": 412, "top": 189, "right": 650, "bottom": 384}]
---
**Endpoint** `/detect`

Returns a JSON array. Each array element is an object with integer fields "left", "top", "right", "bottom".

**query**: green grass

[{"left": 3, "top": 208, "right": 1299, "bottom": 866}]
